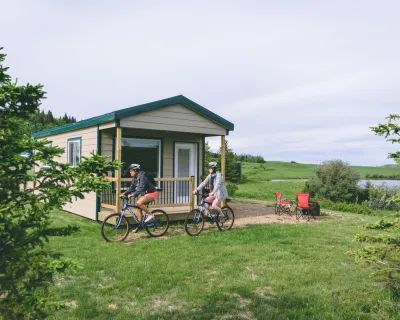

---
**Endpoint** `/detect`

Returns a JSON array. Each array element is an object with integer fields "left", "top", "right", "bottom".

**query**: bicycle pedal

[{"left": 131, "top": 226, "right": 140, "bottom": 233}]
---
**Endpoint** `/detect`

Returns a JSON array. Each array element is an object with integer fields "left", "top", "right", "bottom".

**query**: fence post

[
  {"left": 115, "top": 127, "right": 122, "bottom": 212},
  {"left": 190, "top": 176, "right": 195, "bottom": 211},
  {"left": 221, "top": 135, "right": 226, "bottom": 207}
]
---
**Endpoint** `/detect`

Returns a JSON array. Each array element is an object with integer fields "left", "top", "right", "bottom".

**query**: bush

[
  {"left": 307, "top": 159, "right": 361, "bottom": 203},
  {"left": 321, "top": 200, "right": 373, "bottom": 215},
  {"left": 226, "top": 182, "right": 238, "bottom": 197},
  {"left": 352, "top": 218, "right": 400, "bottom": 301},
  {"left": 365, "top": 184, "right": 400, "bottom": 211}
]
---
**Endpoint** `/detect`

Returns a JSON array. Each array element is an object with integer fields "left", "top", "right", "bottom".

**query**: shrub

[
  {"left": 307, "top": 159, "right": 361, "bottom": 203},
  {"left": 226, "top": 182, "right": 238, "bottom": 197},
  {"left": 351, "top": 218, "right": 400, "bottom": 300},
  {"left": 365, "top": 184, "right": 400, "bottom": 211},
  {"left": 321, "top": 200, "right": 373, "bottom": 215}
]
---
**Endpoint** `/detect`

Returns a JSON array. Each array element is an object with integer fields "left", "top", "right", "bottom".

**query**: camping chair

[
  {"left": 295, "top": 193, "right": 318, "bottom": 221},
  {"left": 275, "top": 192, "right": 295, "bottom": 216}
]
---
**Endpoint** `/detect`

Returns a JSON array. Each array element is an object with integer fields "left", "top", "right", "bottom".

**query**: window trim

[
  {"left": 121, "top": 137, "right": 162, "bottom": 179},
  {"left": 67, "top": 137, "right": 82, "bottom": 167}
]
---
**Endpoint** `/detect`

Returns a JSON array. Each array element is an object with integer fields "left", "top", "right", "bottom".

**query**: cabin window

[
  {"left": 121, "top": 138, "right": 161, "bottom": 178},
  {"left": 67, "top": 138, "right": 81, "bottom": 167}
]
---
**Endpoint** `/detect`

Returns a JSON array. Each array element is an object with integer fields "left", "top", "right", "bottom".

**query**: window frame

[
  {"left": 67, "top": 137, "right": 82, "bottom": 167},
  {"left": 121, "top": 137, "right": 162, "bottom": 180}
]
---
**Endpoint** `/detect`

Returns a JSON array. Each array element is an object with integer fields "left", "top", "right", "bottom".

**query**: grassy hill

[{"left": 241, "top": 161, "right": 400, "bottom": 180}]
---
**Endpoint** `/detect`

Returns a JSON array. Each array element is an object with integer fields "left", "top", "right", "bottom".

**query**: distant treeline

[
  {"left": 207, "top": 151, "right": 266, "bottom": 164},
  {"left": 366, "top": 173, "right": 400, "bottom": 180},
  {"left": 23, "top": 110, "right": 77, "bottom": 136},
  {"left": 235, "top": 154, "right": 266, "bottom": 163}
]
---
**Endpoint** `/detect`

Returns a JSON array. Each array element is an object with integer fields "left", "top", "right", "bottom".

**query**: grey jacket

[{"left": 196, "top": 171, "right": 229, "bottom": 201}]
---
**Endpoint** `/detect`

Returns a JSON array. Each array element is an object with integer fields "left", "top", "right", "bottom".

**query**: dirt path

[
  {"left": 123, "top": 202, "right": 321, "bottom": 244},
  {"left": 229, "top": 202, "right": 320, "bottom": 226}
]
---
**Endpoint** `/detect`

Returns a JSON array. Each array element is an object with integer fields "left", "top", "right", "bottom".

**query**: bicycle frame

[{"left": 114, "top": 199, "right": 155, "bottom": 230}]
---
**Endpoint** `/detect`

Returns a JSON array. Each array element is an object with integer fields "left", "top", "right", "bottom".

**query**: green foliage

[
  {"left": 21, "top": 109, "right": 76, "bottom": 137},
  {"left": 225, "top": 181, "right": 238, "bottom": 197},
  {"left": 349, "top": 115, "right": 400, "bottom": 310},
  {"left": 305, "top": 159, "right": 361, "bottom": 203},
  {"left": 203, "top": 141, "right": 218, "bottom": 175},
  {"left": 0, "top": 48, "right": 119, "bottom": 319},
  {"left": 366, "top": 173, "right": 400, "bottom": 180},
  {"left": 365, "top": 184, "right": 400, "bottom": 211},
  {"left": 235, "top": 154, "right": 265, "bottom": 163},
  {"left": 204, "top": 140, "right": 239, "bottom": 183},
  {"left": 321, "top": 200, "right": 374, "bottom": 215},
  {"left": 218, "top": 140, "right": 239, "bottom": 183},
  {"left": 371, "top": 114, "right": 400, "bottom": 202},
  {"left": 352, "top": 218, "right": 400, "bottom": 299}
]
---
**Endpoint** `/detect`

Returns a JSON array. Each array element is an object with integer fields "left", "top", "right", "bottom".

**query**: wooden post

[
  {"left": 221, "top": 135, "right": 226, "bottom": 207},
  {"left": 115, "top": 127, "right": 122, "bottom": 212},
  {"left": 190, "top": 176, "right": 195, "bottom": 211}
]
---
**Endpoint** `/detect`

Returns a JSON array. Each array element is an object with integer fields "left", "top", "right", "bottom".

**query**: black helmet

[{"left": 128, "top": 163, "right": 141, "bottom": 171}]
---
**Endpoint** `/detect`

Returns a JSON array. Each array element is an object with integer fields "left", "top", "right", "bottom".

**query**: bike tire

[
  {"left": 145, "top": 209, "right": 169, "bottom": 237},
  {"left": 217, "top": 206, "right": 235, "bottom": 231},
  {"left": 184, "top": 209, "right": 205, "bottom": 236},
  {"left": 101, "top": 213, "right": 130, "bottom": 242}
]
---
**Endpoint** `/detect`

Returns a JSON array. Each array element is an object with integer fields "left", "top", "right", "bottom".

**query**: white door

[{"left": 174, "top": 143, "right": 197, "bottom": 204}]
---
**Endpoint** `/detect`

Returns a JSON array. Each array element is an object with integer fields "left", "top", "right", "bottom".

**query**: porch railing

[{"left": 100, "top": 176, "right": 195, "bottom": 212}]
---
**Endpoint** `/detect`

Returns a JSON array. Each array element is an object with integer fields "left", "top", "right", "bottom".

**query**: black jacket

[{"left": 123, "top": 171, "right": 156, "bottom": 197}]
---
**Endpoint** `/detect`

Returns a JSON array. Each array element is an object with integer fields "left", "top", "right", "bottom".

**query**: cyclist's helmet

[
  {"left": 208, "top": 162, "right": 218, "bottom": 173},
  {"left": 128, "top": 163, "right": 141, "bottom": 172}
]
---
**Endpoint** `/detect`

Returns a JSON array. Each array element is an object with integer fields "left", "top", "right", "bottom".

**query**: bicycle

[
  {"left": 184, "top": 192, "right": 235, "bottom": 236},
  {"left": 101, "top": 195, "right": 169, "bottom": 242}
]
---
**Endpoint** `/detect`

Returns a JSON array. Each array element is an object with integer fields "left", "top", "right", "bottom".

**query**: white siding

[{"left": 120, "top": 104, "right": 226, "bottom": 136}]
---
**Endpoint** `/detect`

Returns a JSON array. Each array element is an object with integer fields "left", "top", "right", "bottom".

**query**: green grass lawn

[
  {"left": 242, "top": 161, "right": 400, "bottom": 180},
  {"left": 47, "top": 210, "right": 398, "bottom": 320}
]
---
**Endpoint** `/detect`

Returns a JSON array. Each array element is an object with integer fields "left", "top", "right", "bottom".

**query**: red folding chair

[
  {"left": 275, "top": 192, "right": 294, "bottom": 216},
  {"left": 296, "top": 193, "right": 318, "bottom": 221}
]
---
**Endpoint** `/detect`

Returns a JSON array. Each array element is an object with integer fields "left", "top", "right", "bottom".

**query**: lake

[{"left": 358, "top": 180, "right": 400, "bottom": 188}]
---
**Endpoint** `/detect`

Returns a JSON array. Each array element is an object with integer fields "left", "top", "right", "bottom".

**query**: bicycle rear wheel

[
  {"left": 217, "top": 206, "right": 235, "bottom": 231},
  {"left": 145, "top": 209, "right": 169, "bottom": 237},
  {"left": 101, "top": 213, "right": 130, "bottom": 242},
  {"left": 184, "top": 209, "right": 205, "bottom": 236}
]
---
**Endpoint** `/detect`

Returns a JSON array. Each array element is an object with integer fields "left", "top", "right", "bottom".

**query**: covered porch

[{"left": 97, "top": 127, "right": 228, "bottom": 221}]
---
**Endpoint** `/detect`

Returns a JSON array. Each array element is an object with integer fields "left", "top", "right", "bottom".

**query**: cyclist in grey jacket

[{"left": 193, "top": 162, "right": 229, "bottom": 216}]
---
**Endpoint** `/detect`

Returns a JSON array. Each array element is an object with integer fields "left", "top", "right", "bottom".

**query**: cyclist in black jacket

[{"left": 122, "top": 164, "right": 158, "bottom": 223}]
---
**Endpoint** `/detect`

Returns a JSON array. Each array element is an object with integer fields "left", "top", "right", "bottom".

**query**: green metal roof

[{"left": 32, "top": 95, "right": 234, "bottom": 138}]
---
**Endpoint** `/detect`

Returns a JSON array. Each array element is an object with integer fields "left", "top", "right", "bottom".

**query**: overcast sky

[{"left": 2, "top": 0, "right": 399, "bottom": 166}]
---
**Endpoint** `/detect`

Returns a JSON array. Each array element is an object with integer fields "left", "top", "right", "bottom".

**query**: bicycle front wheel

[
  {"left": 217, "top": 206, "right": 235, "bottom": 231},
  {"left": 184, "top": 209, "right": 205, "bottom": 236},
  {"left": 101, "top": 213, "right": 130, "bottom": 242},
  {"left": 145, "top": 209, "right": 169, "bottom": 237}
]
